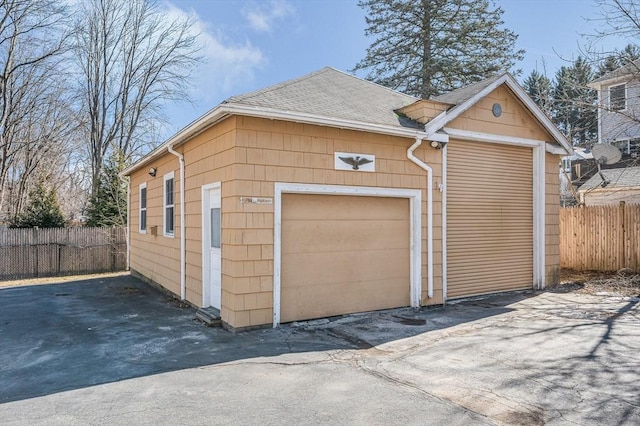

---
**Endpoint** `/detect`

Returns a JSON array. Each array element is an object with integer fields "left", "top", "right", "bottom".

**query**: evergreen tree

[
  {"left": 10, "top": 177, "right": 65, "bottom": 228},
  {"left": 552, "top": 57, "right": 597, "bottom": 147},
  {"left": 352, "top": 0, "right": 525, "bottom": 98},
  {"left": 596, "top": 43, "right": 640, "bottom": 77},
  {"left": 86, "top": 150, "right": 127, "bottom": 227},
  {"left": 522, "top": 70, "right": 554, "bottom": 117}
]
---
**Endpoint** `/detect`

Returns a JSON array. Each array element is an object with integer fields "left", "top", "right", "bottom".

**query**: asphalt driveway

[{"left": 0, "top": 274, "right": 639, "bottom": 425}]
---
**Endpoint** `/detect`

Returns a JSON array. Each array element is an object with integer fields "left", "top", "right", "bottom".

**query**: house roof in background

[
  {"left": 579, "top": 165, "right": 640, "bottom": 191},
  {"left": 225, "top": 67, "right": 422, "bottom": 130},
  {"left": 567, "top": 147, "right": 593, "bottom": 160},
  {"left": 432, "top": 75, "right": 503, "bottom": 105},
  {"left": 589, "top": 59, "right": 640, "bottom": 87}
]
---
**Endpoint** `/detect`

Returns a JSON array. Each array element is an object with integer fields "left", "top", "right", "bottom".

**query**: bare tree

[
  {"left": 586, "top": 1, "right": 640, "bottom": 135},
  {"left": 73, "top": 0, "right": 200, "bottom": 196},
  {"left": 0, "top": 0, "right": 72, "bottom": 222}
]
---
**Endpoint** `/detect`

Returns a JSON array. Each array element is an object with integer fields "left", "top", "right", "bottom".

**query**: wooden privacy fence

[
  {"left": 560, "top": 202, "right": 640, "bottom": 272},
  {"left": 0, "top": 226, "right": 127, "bottom": 280}
]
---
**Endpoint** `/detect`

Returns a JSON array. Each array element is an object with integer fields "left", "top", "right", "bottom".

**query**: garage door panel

[
  {"left": 447, "top": 139, "right": 533, "bottom": 298},
  {"left": 281, "top": 193, "right": 411, "bottom": 323},
  {"left": 282, "top": 194, "right": 409, "bottom": 221},
  {"left": 283, "top": 248, "right": 410, "bottom": 286},
  {"left": 283, "top": 219, "right": 409, "bottom": 253},
  {"left": 281, "top": 277, "right": 411, "bottom": 323}
]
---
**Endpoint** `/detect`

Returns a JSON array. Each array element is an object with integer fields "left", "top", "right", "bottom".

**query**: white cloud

[
  {"left": 163, "top": 3, "right": 265, "bottom": 100},
  {"left": 242, "top": 0, "right": 295, "bottom": 33}
]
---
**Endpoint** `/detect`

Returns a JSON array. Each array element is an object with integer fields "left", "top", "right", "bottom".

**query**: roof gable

[
  {"left": 447, "top": 84, "right": 555, "bottom": 142},
  {"left": 423, "top": 73, "right": 572, "bottom": 153}
]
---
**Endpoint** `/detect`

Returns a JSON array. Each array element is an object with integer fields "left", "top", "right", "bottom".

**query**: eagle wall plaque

[{"left": 334, "top": 152, "right": 375, "bottom": 172}]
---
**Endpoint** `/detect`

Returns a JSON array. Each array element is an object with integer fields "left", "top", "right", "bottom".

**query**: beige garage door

[
  {"left": 447, "top": 140, "right": 533, "bottom": 299},
  {"left": 281, "top": 193, "right": 410, "bottom": 323}
]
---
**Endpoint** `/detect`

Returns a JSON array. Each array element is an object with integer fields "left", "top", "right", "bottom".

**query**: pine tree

[
  {"left": 552, "top": 57, "right": 597, "bottom": 147},
  {"left": 86, "top": 150, "right": 128, "bottom": 227},
  {"left": 523, "top": 70, "right": 554, "bottom": 117},
  {"left": 10, "top": 177, "right": 65, "bottom": 228},
  {"left": 352, "top": 0, "right": 525, "bottom": 98},
  {"left": 596, "top": 43, "right": 640, "bottom": 77}
]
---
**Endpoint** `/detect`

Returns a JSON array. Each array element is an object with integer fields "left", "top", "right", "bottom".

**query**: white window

[
  {"left": 609, "top": 83, "right": 626, "bottom": 111},
  {"left": 613, "top": 139, "right": 630, "bottom": 154},
  {"left": 163, "top": 172, "right": 175, "bottom": 237},
  {"left": 139, "top": 183, "right": 147, "bottom": 234},
  {"left": 630, "top": 138, "right": 640, "bottom": 157}
]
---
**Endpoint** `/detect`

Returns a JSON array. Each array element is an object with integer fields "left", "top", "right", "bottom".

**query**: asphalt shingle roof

[
  {"left": 580, "top": 165, "right": 640, "bottom": 191},
  {"left": 432, "top": 74, "right": 504, "bottom": 105},
  {"left": 224, "top": 67, "right": 423, "bottom": 129}
]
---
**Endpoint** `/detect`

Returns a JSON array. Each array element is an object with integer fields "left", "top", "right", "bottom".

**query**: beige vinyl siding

[
  {"left": 448, "top": 85, "right": 556, "bottom": 142},
  {"left": 223, "top": 117, "right": 442, "bottom": 328},
  {"left": 129, "top": 118, "right": 237, "bottom": 305},
  {"left": 280, "top": 193, "right": 410, "bottom": 323},
  {"left": 129, "top": 153, "right": 181, "bottom": 296},
  {"left": 545, "top": 153, "right": 561, "bottom": 285},
  {"left": 131, "top": 115, "right": 443, "bottom": 329},
  {"left": 447, "top": 139, "right": 534, "bottom": 298}
]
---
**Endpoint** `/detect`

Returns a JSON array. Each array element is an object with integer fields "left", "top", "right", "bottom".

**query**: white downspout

[
  {"left": 441, "top": 144, "right": 447, "bottom": 304},
  {"left": 407, "top": 136, "right": 434, "bottom": 299},
  {"left": 167, "top": 144, "right": 186, "bottom": 301},
  {"left": 124, "top": 176, "right": 130, "bottom": 271}
]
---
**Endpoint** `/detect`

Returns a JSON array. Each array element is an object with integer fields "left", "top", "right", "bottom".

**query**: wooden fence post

[
  {"left": 33, "top": 226, "right": 39, "bottom": 278},
  {"left": 110, "top": 226, "right": 117, "bottom": 272},
  {"left": 619, "top": 201, "right": 626, "bottom": 270}
]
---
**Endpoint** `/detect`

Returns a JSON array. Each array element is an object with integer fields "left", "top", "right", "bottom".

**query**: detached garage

[{"left": 122, "top": 67, "right": 571, "bottom": 330}]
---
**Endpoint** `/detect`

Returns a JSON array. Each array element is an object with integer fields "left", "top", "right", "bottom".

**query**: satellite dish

[
  {"left": 591, "top": 143, "right": 622, "bottom": 188},
  {"left": 592, "top": 143, "right": 622, "bottom": 165}
]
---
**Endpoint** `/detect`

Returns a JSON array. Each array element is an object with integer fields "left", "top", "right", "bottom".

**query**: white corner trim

[
  {"left": 533, "top": 143, "right": 546, "bottom": 290},
  {"left": 272, "top": 183, "right": 422, "bottom": 328},
  {"left": 597, "top": 89, "right": 603, "bottom": 145},
  {"left": 201, "top": 182, "right": 222, "bottom": 308}
]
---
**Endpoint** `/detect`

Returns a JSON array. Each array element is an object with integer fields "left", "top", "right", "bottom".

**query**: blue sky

[{"left": 162, "top": 0, "right": 624, "bottom": 138}]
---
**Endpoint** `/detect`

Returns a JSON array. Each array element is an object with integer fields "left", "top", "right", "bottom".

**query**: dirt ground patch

[{"left": 555, "top": 268, "right": 640, "bottom": 297}]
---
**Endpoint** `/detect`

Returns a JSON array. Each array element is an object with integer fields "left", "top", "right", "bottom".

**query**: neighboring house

[
  {"left": 578, "top": 165, "right": 640, "bottom": 206},
  {"left": 589, "top": 61, "right": 640, "bottom": 158},
  {"left": 122, "top": 67, "right": 571, "bottom": 330},
  {"left": 562, "top": 147, "right": 593, "bottom": 183}
]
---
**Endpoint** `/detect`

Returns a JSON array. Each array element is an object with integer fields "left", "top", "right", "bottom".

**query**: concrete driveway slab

[{"left": 1, "top": 274, "right": 639, "bottom": 425}]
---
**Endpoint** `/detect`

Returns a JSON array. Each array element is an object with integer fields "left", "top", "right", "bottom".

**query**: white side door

[{"left": 202, "top": 183, "right": 221, "bottom": 309}]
